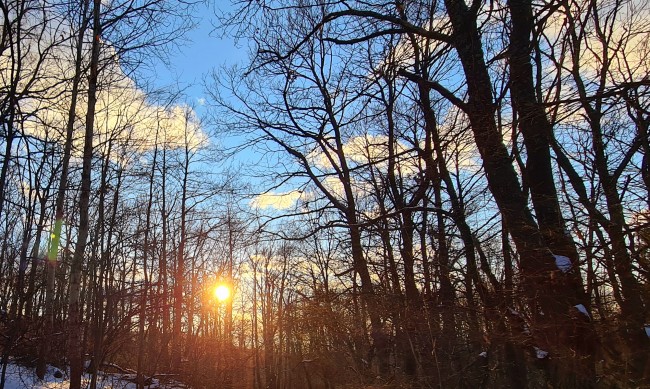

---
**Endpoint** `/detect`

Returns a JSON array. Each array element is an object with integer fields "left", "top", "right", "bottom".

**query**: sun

[{"left": 214, "top": 284, "right": 231, "bottom": 302}]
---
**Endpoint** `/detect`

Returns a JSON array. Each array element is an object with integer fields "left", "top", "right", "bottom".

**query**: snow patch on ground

[
  {"left": 574, "top": 304, "right": 591, "bottom": 319},
  {"left": 0, "top": 361, "right": 185, "bottom": 389},
  {"left": 0, "top": 363, "right": 65, "bottom": 389},
  {"left": 534, "top": 347, "right": 549, "bottom": 359},
  {"left": 554, "top": 255, "right": 572, "bottom": 273}
]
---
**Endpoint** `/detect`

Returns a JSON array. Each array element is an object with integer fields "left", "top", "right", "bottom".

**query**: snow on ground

[{"left": 1, "top": 361, "right": 186, "bottom": 389}]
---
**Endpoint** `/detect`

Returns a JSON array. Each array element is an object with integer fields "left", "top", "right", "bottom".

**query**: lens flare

[{"left": 214, "top": 284, "right": 230, "bottom": 302}]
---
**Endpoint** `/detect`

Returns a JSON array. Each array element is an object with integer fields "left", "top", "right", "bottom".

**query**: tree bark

[
  {"left": 67, "top": 1, "right": 101, "bottom": 387},
  {"left": 507, "top": 0, "right": 595, "bottom": 382},
  {"left": 36, "top": 0, "right": 91, "bottom": 379},
  {"left": 443, "top": 0, "right": 595, "bottom": 385}
]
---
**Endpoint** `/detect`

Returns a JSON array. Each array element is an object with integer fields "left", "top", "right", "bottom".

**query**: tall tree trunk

[
  {"left": 137, "top": 124, "right": 159, "bottom": 389},
  {"left": 561, "top": 4, "right": 647, "bottom": 379},
  {"left": 0, "top": 147, "right": 35, "bottom": 389},
  {"left": 36, "top": 0, "right": 90, "bottom": 378},
  {"left": 160, "top": 142, "right": 170, "bottom": 366},
  {"left": 443, "top": 0, "right": 595, "bottom": 385},
  {"left": 24, "top": 189, "right": 49, "bottom": 318},
  {"left": 431, "top": 176, "right": 458, "bottom": 387},
  {"left": 502, "top": 221, "right": 528, "bottom": 388},
  {"left": 507, "top": 0, "right": 595, "bottom": 383},
  {"left": 67, "top": 1, "right": 101, "bottom": 387},
  {"left": 0, "top": 0, "right": 23, "bottom": 224},
  {"left": 88, "top": 141, "right": 112, "bottom": 389},
  {"left": 223, "top": 212, "right": 235, "bottom": 388},
  {"left": 172, "top": 111, "right": 192, "bottom": 369}
]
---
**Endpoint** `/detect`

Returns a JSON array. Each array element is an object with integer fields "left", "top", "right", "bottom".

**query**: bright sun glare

[{"left": 214, "top": 284, "right": 231, "bottom": 302}]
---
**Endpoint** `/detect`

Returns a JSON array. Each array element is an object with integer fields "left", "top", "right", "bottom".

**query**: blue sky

[{"left": 150, "top": 2, "right": 247, "bottom": 108}]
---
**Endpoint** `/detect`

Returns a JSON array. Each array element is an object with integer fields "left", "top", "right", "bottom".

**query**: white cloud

[
  {"left": 539, "top": 0, "right": 650, "bottom": 89},
  {"left": 250, "top": 190, "right": 306, "bottom": 210},
  {"left": 4, "top": 17, "right": 208, "bottom": 156},
  {"left": 307, "top": 134, "right": 418, "bottom": 173},
  {"left": 23, "top": 68, "right": 206, "bottom": 155}
]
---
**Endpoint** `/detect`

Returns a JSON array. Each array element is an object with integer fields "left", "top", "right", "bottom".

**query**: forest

[{"left": 0, "top": 0, "right": 649, "bottom": 388}]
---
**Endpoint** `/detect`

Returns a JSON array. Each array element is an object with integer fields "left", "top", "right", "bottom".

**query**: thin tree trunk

[
  {"left": 172, "top": 111, "right": 192, "bottom": 370},
  {"left": 36, "top": 0, "right": 90, "bottom": 378},
  {"left": 88, "top": 141, "right": 112, "bottom": 389},
  {"left": 136, "top": 120, "right": 159, "bottom": 389},
  {"left": 24, "top": 190, "right": 49, "bottom": 318},
  {"left": 160, "top": 142, "right": 170, "bottom": 367},
  {"left": 67, "top": 1, "right": 101, "bottom": 387}
]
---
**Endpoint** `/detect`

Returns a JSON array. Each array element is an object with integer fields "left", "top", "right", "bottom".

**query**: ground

[{"left": 1, "top": 361, "right": 187, "bottom": 389}]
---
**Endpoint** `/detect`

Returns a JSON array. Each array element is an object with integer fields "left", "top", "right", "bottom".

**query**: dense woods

[{"left": 0, "top": 0, "right": 649, "bottom": 388}]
